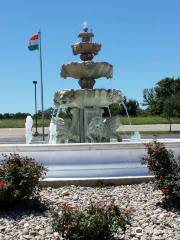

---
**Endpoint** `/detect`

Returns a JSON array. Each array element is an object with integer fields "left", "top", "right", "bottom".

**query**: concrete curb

[{"left": 40, "top": 176, "right": 155, "bottom": 187}]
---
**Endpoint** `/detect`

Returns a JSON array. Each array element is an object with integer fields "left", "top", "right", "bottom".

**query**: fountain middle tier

[
  {"left": 60, "top": 61, "right": 113, "bottom": 81},
  {"left": 54, "top": 89, "right": 123, "bottom": 109}
]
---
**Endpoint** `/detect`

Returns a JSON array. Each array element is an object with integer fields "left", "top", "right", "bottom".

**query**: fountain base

[{"left": 1, "top": 141, "right": 179, "bottom": 179}]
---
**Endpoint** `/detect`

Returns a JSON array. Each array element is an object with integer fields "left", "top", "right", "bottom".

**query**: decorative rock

[
  {"left": 61, "top": 190, "right": 70, "bottom": 196},
  {"left": 46, "top": 227, "right": 53, "bottom": 234},
  {"left": 38, "top": 230, "right": 46, "bottom": 236},
  {"left": 22, "top": 229, "right": 29, "bottom": 235},
  {"left": 0, "top": 226, "right": 6, "bottom": 232},
  {"left": 141, "top": 223, "right": 149, "bottom": 228},
  {"left": 0, "top": 183, "right": 179, "bottom": 239},
  {"left": 73, "top": 194, "right": 79, "bottom": 201},
  {"left": 53, "top": 232, "right": 59, "bottom": 237},
  {"left": 24, "top": 223, "right": 30, "bottom": 228},
  {"left": 23, "top": 235, "right": 32, "bottom": 239},
  {"left": 34, "top": 226, "right": 41, "bottom": 231},
  {"left": 30, "top": 231, "right": 38, "bottom": 236}
]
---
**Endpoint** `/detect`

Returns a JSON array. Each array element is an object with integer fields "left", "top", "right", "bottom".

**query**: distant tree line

[
  {"left": 0, "top": 99, "right": 140, "bottom": 120},
  {"left": 0, "top": 107, "right": 71, "bottom": 120},
  {"left": 0, "top": 112, "right": 31, "bottom": 119}
]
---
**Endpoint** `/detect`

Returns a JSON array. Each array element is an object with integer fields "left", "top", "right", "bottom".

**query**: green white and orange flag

[{"left": 28, "top": 33, "right": 39, "bottom": 51}]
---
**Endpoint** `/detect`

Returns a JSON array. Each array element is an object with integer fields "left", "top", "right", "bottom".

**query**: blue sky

[{"left": 0, "top": 0, "right": 180, "bottom": 113}]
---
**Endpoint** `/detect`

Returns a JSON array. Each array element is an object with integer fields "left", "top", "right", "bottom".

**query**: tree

[
  {"left": 34, "top": 107, "right": 54, "bottom": 119},
  {"left": 143, "top": 77, "right": 180, "bottom": 115},
  {"left": 44, "top": 107, "right": 54, "bottom": 118},
  {"left": 103, "top": 97, "right": 140, "bottom": 117},
  {"left": 163, "top": 94, "right": 180, "bottom": 131},
  {"left": 3, "top": 113, "right": 14, "bottom": 119},
  {"left": 14, "top": 112, "right": 30, "bottom": 119},
  {"left": 126, "top": 99, "right": 139, "bottom": 117},
  {"left": 163, "top": 98, "right": 174, "bottom": 132},
  {"left": 143, "top": 88, "right": 155, "bottom": 106}
]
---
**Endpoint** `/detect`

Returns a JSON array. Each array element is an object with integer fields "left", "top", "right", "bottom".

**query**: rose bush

[
  {"left": 142, "top": 141, "right": 180, "bottom": 203},
  {"left": 52, "top": 199, "right": 131, "bottom": 240},
  {"left": 0, "top": 153, "right": 47, "bottom": 207}
]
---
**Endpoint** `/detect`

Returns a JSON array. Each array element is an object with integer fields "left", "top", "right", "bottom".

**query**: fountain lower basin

[{"left": 0, "top": 140, "right": 179, "bottom": 181}]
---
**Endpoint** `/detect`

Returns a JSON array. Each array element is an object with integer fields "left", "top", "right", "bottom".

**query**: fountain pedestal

[{"left": 78, "top": 78, "right": 95, "bottom": 89}]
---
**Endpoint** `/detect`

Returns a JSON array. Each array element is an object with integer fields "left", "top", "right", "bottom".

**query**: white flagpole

[{"left": 38, "top": 30, "right": 45, "bottom": 141}]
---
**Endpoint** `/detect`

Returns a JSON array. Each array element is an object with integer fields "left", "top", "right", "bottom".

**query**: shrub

[
  {"left": 0, "top": 153, "right": 47, "bottom": 205},
  {"left": 52, "top": 200, "right": 130, "bottom": 240},
  {"left": 142, "top": 141, "right": 180, "bottom": 202}
]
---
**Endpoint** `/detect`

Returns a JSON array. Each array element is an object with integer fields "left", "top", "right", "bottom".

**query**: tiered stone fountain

[
  {"left": 1, "top": 23, "right": 180, "bottom": 183},
  {"left": 54, "top": 23, "right": 123, "bottom": 143}
]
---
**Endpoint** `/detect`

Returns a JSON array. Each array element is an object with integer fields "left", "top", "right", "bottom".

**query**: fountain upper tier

[
  {"left": 54, "top": 89, "right": 123, "bottom": 109},
  {"left": 60, "top": 25, "right": 113, "bottom": 89},
  {"left": 72, "top": 42, "right": 101, "bottom": 59},
  {"left": 71, "top": 29, "right": 101, "bottom": 61}
]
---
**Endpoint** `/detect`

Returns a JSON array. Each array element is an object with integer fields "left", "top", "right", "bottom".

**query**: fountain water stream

[
  {"left": 107, "top": 106, "right": 112, "bottom": 118},
  {"left": 25, "top": 116, "right": 33, "bottom": 144},
  {"left": 121, "top": 102, "right": 132, "bottom": 126}
]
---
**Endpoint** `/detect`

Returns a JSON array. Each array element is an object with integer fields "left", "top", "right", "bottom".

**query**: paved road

[
  {"left": 118, "top": 124, "right": 180, "bottom": 131},
  {"left": 0, "top": 128, "right": 48, "bottom": 144},
  {"left": 0, "top": 125, "right": 180, "bottom": 143}
]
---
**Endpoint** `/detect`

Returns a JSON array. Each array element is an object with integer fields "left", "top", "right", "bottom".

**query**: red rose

[
  {"left": 154, "top": 146, "right": 161, "bottom": 153},
  {"left": 98, "top": 202, "right": 105, "bottom": 209},
  {"left": 64, "top": 220, "right": 69, "bottom": 225},
  {"left": 162, "top": 186, "right": 168, "bottom": 194},
  {"left": 0, "top": 181, "right": 6, "bottom": 187},
  {"left": 159, "top": 176, "right": 163, "bottom": 181}
]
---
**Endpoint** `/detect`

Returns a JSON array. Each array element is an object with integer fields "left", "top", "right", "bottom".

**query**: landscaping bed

[
  {"left": 0, "top": 143, "right": 179, "bottom": 239},
  {"left": 0, "top": 182, "right": 179, "bottom": 240}
]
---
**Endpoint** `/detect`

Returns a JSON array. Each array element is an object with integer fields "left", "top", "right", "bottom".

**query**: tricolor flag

[{"left": 28, "top": 34, "right": 39, "bottom": 51}]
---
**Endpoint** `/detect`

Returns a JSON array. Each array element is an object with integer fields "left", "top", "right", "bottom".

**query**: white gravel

[{"left": 0, "top": 182, "right": 179, "bottom": 240}]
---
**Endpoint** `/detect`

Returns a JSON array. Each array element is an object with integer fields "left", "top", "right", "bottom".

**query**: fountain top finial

[
  {"left": 78, "top": 22, "right": 94, "bottom": 42},
  {"left": 83, "top": 21, "right": 88, "bottom": 32}
]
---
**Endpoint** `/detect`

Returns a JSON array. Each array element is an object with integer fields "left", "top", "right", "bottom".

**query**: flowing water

[
  {"left": 107, "top": 106, "right": 112, "bottom": 118},
  {"left": 116, "top": 102, "right": 132, "bottom": 140},
  {"left": 121, "top": 102, "right": 132, "bottom": 126}
]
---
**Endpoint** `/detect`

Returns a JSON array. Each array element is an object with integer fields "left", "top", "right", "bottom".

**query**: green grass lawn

[
  {"left": 0, "top": 119, "right": 51, "bottom": 128},
  {"left": 0, "top": 116, "right": 180, "bottom": 128},
  {"left": 120, "top": 116, "right": 180, "bottom": 125}
]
